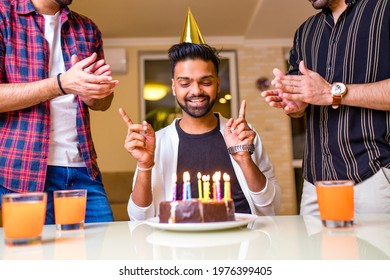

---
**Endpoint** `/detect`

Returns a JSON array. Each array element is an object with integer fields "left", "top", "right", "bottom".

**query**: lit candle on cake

[
  {"left": 216, "top": 171, "right": 221, "bottom": 200},
  {"left": 183, "top": 171, "right": 191, "bottom": 200},
  {"left": 212, "top": 172, "right": 217, "bottom": 200},
  {"left": 182, "top": 172, "right": 186, "bottom": 200},
  {"left": 197, "top": 172, "right": 203, "bottom": 200},
  {"left": 202, "top": 174, "right": 210, "bottom": 201},
  {"left": 223, "top": 172, "right": 231, "bottom": 200},
  {"left": 172, "top": 173, "right": 177, "bottom": 201}
]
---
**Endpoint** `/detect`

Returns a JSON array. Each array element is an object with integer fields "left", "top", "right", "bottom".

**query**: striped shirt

[
  {"left": 288, "top": 0, "right": 390, "bottom": 184},
  {"left": 0, "top": 0, "right": 103, "bottom": 192}
]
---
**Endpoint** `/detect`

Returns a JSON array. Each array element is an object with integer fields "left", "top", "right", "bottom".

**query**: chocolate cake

[{"left": 159, "top": 199, "right": 235, "bottom": 223}]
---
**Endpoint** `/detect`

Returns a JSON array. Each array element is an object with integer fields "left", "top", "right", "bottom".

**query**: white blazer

[{"left": 127, "top": 114, "right": 281, "bottom": 221}]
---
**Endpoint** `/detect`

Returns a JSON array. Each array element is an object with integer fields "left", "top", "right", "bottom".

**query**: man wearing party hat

[{"left": 120, "top": 9, "right": 281, "bottom": 220}]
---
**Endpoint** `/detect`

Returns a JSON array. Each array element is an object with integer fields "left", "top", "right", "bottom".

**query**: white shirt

[{"left": 43, "top": 12, "right": 85, "bottom": 167}]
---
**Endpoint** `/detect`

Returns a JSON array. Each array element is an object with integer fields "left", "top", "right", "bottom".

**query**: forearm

[
  {"left": 233, "top": 155, "right": 267, "bottom": 193},
  {"left": 343, "top": 81, "right": 390, "bottom": 110},
  {"left": 131, "top": 169, "right": 153, "bottom": 208},
  {"left": 0, "top": 77, "right": 63, "bottom": 112},
  {"left": 241, "top": 161, "right": 281, "bottom": 215}
]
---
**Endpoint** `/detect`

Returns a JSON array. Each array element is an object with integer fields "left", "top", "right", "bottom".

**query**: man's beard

[
  {"left": 309, "top": 0, "right": 333, "bottom": 10},
  {"left": 176, "top": 95, "right": 217, "bottom": 118}
]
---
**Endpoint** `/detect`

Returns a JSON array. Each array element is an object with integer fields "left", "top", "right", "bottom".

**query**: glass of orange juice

[
  {"left": 54, "top": 189, "right": 87, "bottom": 231},
  {"left": 2, "top": 192, "right": 47, "bottom": 246},
  {"left": 315, "top": 180, "right": 354, "bottom": 228}
]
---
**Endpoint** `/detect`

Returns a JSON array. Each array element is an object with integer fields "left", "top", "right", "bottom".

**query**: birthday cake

[{"left": 159, "top": 199, "right": 235, "bottom": 223}]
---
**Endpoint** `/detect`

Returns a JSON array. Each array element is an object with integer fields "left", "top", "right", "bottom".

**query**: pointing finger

[
  {"left": 118, "top": 108, "right": 133, "bottom": 127},
  {"left": 238, "top": 100, "right": 246, "bottom": 119}
]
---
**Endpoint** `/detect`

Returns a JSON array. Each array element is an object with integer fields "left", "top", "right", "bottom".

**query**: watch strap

[
  {"left": 332, "top": 94, "right": 342, "bottom": 109},
  {"left": 227, "top": 144, "right": 255, "bottom": 155}
]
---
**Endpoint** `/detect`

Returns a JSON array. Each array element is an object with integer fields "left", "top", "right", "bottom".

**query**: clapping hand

[
  {"left": 62, "top": 53, "right": 119, "bottom": 100},
  {"left": 261, "top": 67, "right": 307, "bottom": 115}
]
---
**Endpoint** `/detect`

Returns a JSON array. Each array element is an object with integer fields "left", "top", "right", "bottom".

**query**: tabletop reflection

[{"left": 1, "top": 214, "right": 389, "bottom": 260}]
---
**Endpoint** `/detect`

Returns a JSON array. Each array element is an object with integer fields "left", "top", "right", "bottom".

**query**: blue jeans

[{"left": 0, "top": 166, "right": 114, "bottom": 224}]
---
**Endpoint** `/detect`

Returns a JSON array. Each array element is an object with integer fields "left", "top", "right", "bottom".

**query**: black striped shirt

[{"left": 288, "top": 0, "right": 390, "bottom": 184}]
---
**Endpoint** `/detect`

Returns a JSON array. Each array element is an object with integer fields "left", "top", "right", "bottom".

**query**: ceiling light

[
  {"left": 144, "top": 84, "right": 168, "bottom": 101},
  {"left": 219, "top": 97, "right": 227, "bottom": 104}
]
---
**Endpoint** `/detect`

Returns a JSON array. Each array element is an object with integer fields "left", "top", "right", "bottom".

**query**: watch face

[{"left": 331, "top": 83, "right": 346, "bottom": 96}]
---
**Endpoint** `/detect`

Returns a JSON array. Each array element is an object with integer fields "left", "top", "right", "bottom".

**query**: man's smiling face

[{"left": 172, "top": 58, "right": 220, "bottom": 118}]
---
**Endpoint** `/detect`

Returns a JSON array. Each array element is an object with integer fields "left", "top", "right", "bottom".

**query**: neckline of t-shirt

[{"left": 175, "top": 114, "right": 220, "bottom": 139}]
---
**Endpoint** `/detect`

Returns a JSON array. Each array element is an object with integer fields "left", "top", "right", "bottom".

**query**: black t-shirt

[{"left": 175, "top": 115, "right": 251, "bottom": 213}]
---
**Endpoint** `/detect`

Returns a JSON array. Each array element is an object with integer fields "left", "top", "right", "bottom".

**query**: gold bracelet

[{"left": 137, "top": 163, "right": 155, "bottom": 172}]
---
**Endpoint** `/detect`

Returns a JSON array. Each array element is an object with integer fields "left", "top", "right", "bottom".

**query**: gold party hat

[{"left": 179, "top": 8, "right": 205, "bottom": 44}]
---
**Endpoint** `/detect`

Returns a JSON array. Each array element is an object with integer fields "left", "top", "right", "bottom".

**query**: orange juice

[
  {"left": 54, "top": 196, "right": 86, "bottom": 224},
  {"left": 316, "top": 181, "right": 354, "bottom": 221},
  {"left": 2, "top": 195, "right": 46, "bottom": 240}
]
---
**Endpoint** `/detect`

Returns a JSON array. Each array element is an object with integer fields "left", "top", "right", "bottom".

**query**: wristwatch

[
  {"left": 330, "top": 82, "right": 348, "bottom": 109},
  {"left": 227, "top": 144, "right": 255, "bottom": 155}
]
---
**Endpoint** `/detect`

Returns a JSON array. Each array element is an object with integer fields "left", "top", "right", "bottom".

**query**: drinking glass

[
  {"left": 54, "top": 189, "right": 87, "bottom": 231},
  {"left": 2, "top": 192, "right": 47, "bottom": 246},
  {"left": 315, "top": 180, "right": 354, "bottom": 228}
]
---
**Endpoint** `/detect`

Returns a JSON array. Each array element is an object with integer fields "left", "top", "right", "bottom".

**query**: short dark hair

[{"left": 168, "top": 43, "right": 220, "bottom": 76}]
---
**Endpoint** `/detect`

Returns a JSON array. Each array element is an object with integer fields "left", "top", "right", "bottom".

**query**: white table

[{"left": 1, "top": 214, "right": 389, "bottom": 260}]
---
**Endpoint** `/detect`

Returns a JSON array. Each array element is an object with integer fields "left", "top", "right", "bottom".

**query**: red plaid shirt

[{"left": 0, "top": 0, "right": 103, "bottom": 192}]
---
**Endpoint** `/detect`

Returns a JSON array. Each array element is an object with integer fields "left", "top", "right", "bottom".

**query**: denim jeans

[{"left": 0, "top": 166, "right": 114, "bottom": 224}]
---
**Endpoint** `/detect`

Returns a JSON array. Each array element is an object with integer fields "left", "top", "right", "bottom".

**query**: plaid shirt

[{"left": 0, "top": 0, "right": 103, "bottom": 192}]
